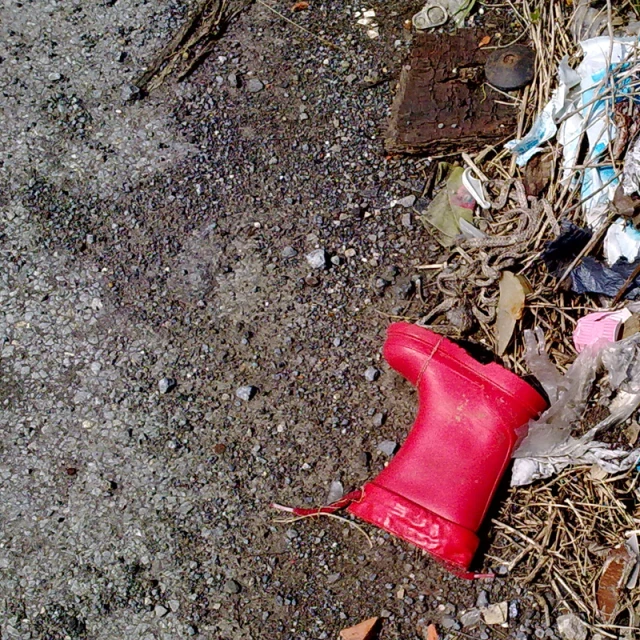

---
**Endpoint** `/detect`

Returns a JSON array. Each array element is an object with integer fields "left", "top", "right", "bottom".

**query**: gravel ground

[{"left": 1, "top": 1, "right": 567, "bottom": 639}]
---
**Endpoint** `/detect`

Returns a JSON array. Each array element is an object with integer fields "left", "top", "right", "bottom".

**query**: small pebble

[
  {"left": 344, "top": 248, "right": 356, "bottom": 258},
  {"left": 224, "top": 579, "right": 241, "bottom": 594},
  {"left": 441, "top": 616, "right": 458, "bottom": 630},
  {"left": 158, "top": 378, "right": 176, "bottom": 394},
  {"left": 121, "top": 83, "right": 141, "bottom": 102},
  {"left": 372, "top": 412, "right": 385, "bottom": 427},
  {"left": 236, "top": 385, "right": 257, "bottom": 401},
  {"left": 155, "top": 605, "right": 168, "bottom": 618},
  {"left": 364, "top": 366, "right": 380, "bottom": 382},
  {"left": 228, "top": 73, "right": 240, "bottom": 88},
  {"left": 460, "top": 608, "right": 482, "bottom": 628},
  {"left": 476, "top": 591, "right": 489, "bottom": 608},
  {"left": 247, "top": 78, "right": 264, "bottom": 93},
  {"left": 377, "top": 440, "right": 397, "bottom": 456},
  {"left": 396, "top": 195, "right": 416, "bottom": 208},
  {"left": 401, "top": 213, "right": 412, "bottom": 228},
  {"left": 306, "top": 248, "right": 327, "bottom": 269}
]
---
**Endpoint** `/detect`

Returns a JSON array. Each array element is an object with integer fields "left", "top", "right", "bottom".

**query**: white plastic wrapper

[
  {"left": 507, "top": 37, "right": 640, "bottom": 229},
  {"left": 511, "top": 328, "right": 640, "bottom": 487}
]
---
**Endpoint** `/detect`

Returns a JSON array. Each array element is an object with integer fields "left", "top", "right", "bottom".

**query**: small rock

[
  {"left": 377, "top": 440, "right": 397, "bottom": 456},
  {"left": 401, "top": 213, "right": 412, "bottom": 228},
  {"left": 169, "top": 600, "right": 180, "bottom": 612},
  {"left": 228, "top": 73, "right": 240, "bottom": 88},
  {"left": 299, "top": 112, "right": 309, "bottom": 121},
  {"left": 509, "top": 600, "right": 519, "bottom": 620},
  {"left": 357, "top": 451, "right": 370, "bottom": 468},
  {"left": 285, "top": 528, "right": 298, "bottom": 539},
  {"left": 393, "top": 277, "right": 415, "bottom": 300},
  {"left": 441, "top": 616, "right": 457, "bottom": 630},
  {"left": 460, "top": 609, "right": 482, "bottom": 628},
  {"left": 327, "top": 573, "right": 341, "bottom": 584},
  {"left": 476, "top": 591, "right": 489, "bottom": 608},
  {"left": 224, "top": 579, "right": 241, "bottom": 594},
  {"left": 372, "top": 412, "right": 385, "bottom": 427},
  {"left": 155, "top": 605, "right": 168, "bottom": 618},
  {"left": 327, "top": 480, "right": 344, "bottom": 503},
  {"left": 396, "top": 195, "right": 416, "bottom": 208},
  {"left": 236, "top": 385, "right": 257, "bottom": 402},
  {"left": 48, "top": 72, "right": 62, "bottom": 82},
  {"left": 121, "top": 83, "right": 141, "bottom": 102},
  {"left": 364, "top": 367, "right": 380, "bottom": 382},
  {"left": 374, "top": 278, "right": 389, "bottom": 290},
  {"left": 306, "top": 248, "right": 327, "bottom": 269},
  {"left": 344, "top": 248, "right": 357, "bottom": 258},
  {"left": 556, "top": 614, "right": 587, "bottom": 640},
  {"left": 247, "top": 78, "right": 264, "bottom": 93},
  {"left": 482, "top": 602, "right": 508, "bottom": 625},
  {"left": 345, "top": 73, "right": 357, "bottom": 84},
  {"left": 333, "top": 337, "right": 342, "bottom": 347},
  {"left": 158, "top": 378, "right": 176, "bottom": 394},
  {"left": 330, "top": 255, "right": 342, "bottom": 266}
]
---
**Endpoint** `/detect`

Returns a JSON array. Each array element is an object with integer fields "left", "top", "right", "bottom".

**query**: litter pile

[
  {"left": 397, "top": 0, "right": 640, "bottom": 630},
  {"left": 273, "top": 0, "right": 640, "bottom": 634}
]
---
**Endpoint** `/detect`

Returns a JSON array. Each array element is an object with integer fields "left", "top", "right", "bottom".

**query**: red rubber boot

[{"left": 347, "top": 322, "right": 547, "bottom": 577}]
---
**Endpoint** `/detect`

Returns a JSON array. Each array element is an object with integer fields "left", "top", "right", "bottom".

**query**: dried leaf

[
  {"left": 495, "top": 271, "right": 527, "bottom": 355},
  {"left": 596, "top": 545, "right": 636, "bottom": 621},
  {"left": 291, "top": 0, "right": 309, "bottom": 10},
  {"left": 478, "top": 35, "right": 491, "bottom": 47},
  {"left": 427, "top": 623, "right": 439, "bottom": 640},
  {"left": 340, "top": 617, "right": 380, "bottom": 640}
]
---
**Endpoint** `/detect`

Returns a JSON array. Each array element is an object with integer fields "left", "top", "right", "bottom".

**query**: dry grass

[{"left": 491, "top": 467, "right": 640, "bottom": 629}]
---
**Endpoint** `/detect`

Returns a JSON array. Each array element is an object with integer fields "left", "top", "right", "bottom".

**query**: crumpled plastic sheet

[
  {"left": 511, "top": 328, "right": 640, "bottom": 487},
  {"left": 571, "top": 256, "right": 640, "bottom": 299},
  {"left": 541, "top": 220, "right": 592, "bottom": 276},
  {"left": 507, "top": 36, "right": 640, "bottom": 229},
  {"left": 604, "top": 218, "right": 640, "bottom": 266},
  {"left": 623, "top": 136, "right": 640, "bottom": 196}
]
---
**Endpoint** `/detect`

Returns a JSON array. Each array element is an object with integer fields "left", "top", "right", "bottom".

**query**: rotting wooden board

[{"left": 386, "top": 29, "right": 518, "bottom": 156}]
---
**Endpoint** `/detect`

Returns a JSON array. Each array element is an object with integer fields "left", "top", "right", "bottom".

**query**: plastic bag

[{"left": 511, "top": 329, "right": 640, "bottom": 486}]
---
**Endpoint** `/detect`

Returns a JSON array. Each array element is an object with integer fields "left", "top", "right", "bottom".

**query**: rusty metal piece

[{"left": 485, "top": 45, "right": 535, "bottom": 91}]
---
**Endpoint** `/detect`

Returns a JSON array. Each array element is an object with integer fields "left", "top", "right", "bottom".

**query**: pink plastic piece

[{"left": 573, "top": 309, "right": 631, "bottom": 353}]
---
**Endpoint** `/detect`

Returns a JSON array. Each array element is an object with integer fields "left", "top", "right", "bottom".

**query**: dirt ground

[{"left": 1, "top": 1, "right": 559, "bottom": 639}]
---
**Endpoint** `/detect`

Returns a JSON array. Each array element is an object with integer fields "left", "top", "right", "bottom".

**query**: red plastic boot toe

[{"left": 347, "top": 323, "right": 547, "bottom": 576}]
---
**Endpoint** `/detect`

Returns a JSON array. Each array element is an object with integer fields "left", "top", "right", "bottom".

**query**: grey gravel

[
  {"left": 441, "top": 616, "right": 458, "bottom": 630},
  {"left": 306, "top": 248, "right": 327, "bottom": 269},
  {"left": 364, "top": 366, "right": 380, "bottom": 382},
  {"left": 460, "top": 608, "right": 482, "bottom": 628},
  {"left": 372, "top": 412, "right": 385, "bottom": 427},
  {"left": 401, "top": 212, "right": 413, "bottom": 227},
  {"left": 236, "top": 385, "right": 257, "bottom": 401},
  {"left": 120, "top": 83, "right": 141, "bottom": 102},
  {"left": 377, "top": 440, "right": 397, "bottom": 456},
  {"left": 396, "top": 195, "right": 416, "bottom": 208},
  {"left": 282, "top": 246, "right": 298, "bottom": 258},
  {"left": 476, "top": 590, "right": 490, "bottom": 608},
  {"left": 224, "top": 579, "right": 242, "bottom": 594},
  {"left": 247, "top": 78, "right": 264, "bottom": 93},
  {"left": 228, "top": 72, "right": 240, "bottom": 88},
  {"left": 158, "top": 377, "right": 176, "bottom": 394},
  {"left": 154, "top": 605, "right": 168, "bottom": 618},
  {"left": 556, "top": 614, "right": 587, "bottom": 640},
  {"left": 327, "top": 480, "right": 344, "bottom": 503},
  {"left": 0, "top": 0, "right": 551, "bottom": 637}
]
